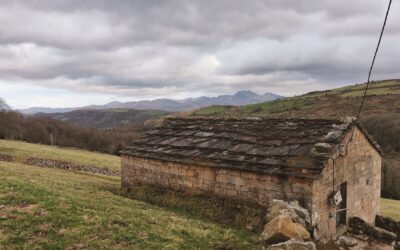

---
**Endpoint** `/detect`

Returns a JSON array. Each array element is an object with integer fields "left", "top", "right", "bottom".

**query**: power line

[{"left": 355, "top": 0, "right": 393, "bottom": 121}]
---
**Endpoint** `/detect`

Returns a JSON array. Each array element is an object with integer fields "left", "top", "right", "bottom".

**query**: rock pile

[
  {"left": 0, "top": 154, "right": 15, "bottom": 162},
  {"left": 266, "top": 239, "right": 316, "bottom": 250},
  {"left": 261, "top": 200, "right": 400, "bottom": 249},
  {"left": 326, "top": 216, "right": 400, "bottom": 250},
  {"left": 349, "top": 217, "right": 397, "bottom": 245},
  {"left": 262, "top": 200, "right": 316, "bottom": 250},
  {"left": 24, "top": 157, "right": 120, "bottom": 176}
]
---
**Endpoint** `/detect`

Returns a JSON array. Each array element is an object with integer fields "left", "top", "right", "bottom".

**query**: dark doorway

[{"left": 336, "top": 182, "right": 347, "bottom": 226}]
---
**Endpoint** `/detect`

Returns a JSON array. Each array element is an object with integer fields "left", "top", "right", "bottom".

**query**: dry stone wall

[
  {"left": 25, "top": 157, "right": 120, "bottom": 176},
  {"left": 121, "top": 155, "right": 314, "bottom": 208},
  {"left": 0, "top": 154, "right": 14, "bottom": 162}
]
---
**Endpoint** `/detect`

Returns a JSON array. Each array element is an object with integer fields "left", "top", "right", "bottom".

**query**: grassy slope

[
  {"left": 193, "top": 106, "right": 230, "bottom": 116},
  {"left": 0, "top": 162, "right": 258, "bottom": 249},
  {"left": 381, "top": 198, "right": 400, "bottom": 221},
  {"left": 191, "top": 79, "right": 400, "bottom": 118},
  {"left": 0, "top": 140, "right": 120, "bottom": 171}
]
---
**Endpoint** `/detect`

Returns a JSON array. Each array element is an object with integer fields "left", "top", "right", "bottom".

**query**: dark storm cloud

[{"left": 0, "top": 0, "right": 398, "bottom": 98}]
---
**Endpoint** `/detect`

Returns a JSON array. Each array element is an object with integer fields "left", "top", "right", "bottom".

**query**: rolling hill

[
  {"left": 35, "top": 108, "right": 170, "bottom": 129},
  {"left": 192, "top": 79, "right": 400, "bottom": 118},
  {"left": 19, "top": 90, "right": 283, "bottom": 114}
]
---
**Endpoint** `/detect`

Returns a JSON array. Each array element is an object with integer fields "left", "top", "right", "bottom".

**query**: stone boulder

[
  {"left": 262, "top": 214, "right": 311, "bottom": 245},
  {"left": 266, "top": 239, "right": 316, "bottom": 250},
  {"left": 373, "top": 227, "right": 397, "bottom": 244},
  {"left": 266, "top": 200, "right": 311, "bottom": 228},
  {"left": 376, "top": 215, "right": 400, "bottom": 236},
  {"left": 262, "top": 200, "right": 312, "bottom": 246},
  {"left": 335, "top": 235, "right": 359, "bottom": 248}
]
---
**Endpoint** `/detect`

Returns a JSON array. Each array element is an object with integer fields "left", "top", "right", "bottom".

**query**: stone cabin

[{"left": 120, "top": 117, "right": 382, "bottom": 240}]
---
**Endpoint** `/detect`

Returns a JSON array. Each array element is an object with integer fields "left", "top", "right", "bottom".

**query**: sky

[{"left": 0, "top": 0, "right": 399, "bottom": 109}]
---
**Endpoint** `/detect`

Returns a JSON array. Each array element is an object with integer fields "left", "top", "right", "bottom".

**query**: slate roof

[{"left": 121, "top": 117, "right": 380, "bottom": 178}]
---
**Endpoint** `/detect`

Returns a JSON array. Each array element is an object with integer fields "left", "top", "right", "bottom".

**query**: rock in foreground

[
  {"left": 266, "top": 239, "right": 316, "bottom": 250},
  {"left": 262, "top": 200, "right": 312, "bottom": 246},
  {"left": 262, "top": 215, "right": 311, "bottom": 244}
]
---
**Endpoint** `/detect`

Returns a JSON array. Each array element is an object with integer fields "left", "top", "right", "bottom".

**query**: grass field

[
  {"left": 240, "top": 98, "right": 317, "bottom": 114},
  {"left": 0, "top": 162, "right": 258, "bottom": 249},
  {"left": 381, "top": 198, "right": 400, "bottom": 221},
  {"left": 193, "top": 106, "right": 229, "bottom": 116},
  {"left": 0, "top": 140, "right": 120, "bottom": 171}
]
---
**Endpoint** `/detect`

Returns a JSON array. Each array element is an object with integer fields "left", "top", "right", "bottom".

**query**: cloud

[{"left": 0, "top": 0, "right": 399, "bottom": 108}]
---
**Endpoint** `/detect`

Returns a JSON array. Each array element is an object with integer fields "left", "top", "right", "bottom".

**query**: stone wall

[
  {"left": 0, "top": 154, "right": 14, "bottom": 162},
  {"left": 312, "top": 127, "right": 381, "bottom": 240},
  {"left": 24, "top": 157, "right": 120, "bottom": 176},
  {"left": 121, "top": 156, "right": 314, "bottom": 209}
]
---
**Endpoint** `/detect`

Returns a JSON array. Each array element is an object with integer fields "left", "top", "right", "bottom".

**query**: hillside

[
  {"left": 19, "top": 91, "right": 283, "bottom": 114},
  {"left": 0, "top": 110, "right": 145, "bottom": 155},
  {"left": 35, "top": 109, "right": 170, "bottom": 129},
  {"left": 0, "top": 140, "right": 120, "bottom": 171},
  {"left": 192, "top": 79, "right": 400, "bottom": 118},
  {"left": 0, "top": 141, "right": 258, "bottom": 249}
]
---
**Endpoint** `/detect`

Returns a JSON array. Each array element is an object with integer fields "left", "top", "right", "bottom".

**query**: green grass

[
  {"left": 0, "top": 140, "right": 120, "bottom": 171},
  {"left": 239, "top": 98, "right": 317, "bottom": 114},
  {"left": 193, "top": 106, "right": 228, "bottom": 116},
  {"left": 191, "top": 79, "right": 400, "bottom": 117},
  {"left": 0, "top": 162, "right": 258, "bottom": 249},
  {"left": 340, "top": 87, "right": 400, "bottom": 97},
  {"left": 381, "top": 198, "right": 400, "bottom": 221},
  {"left": 99, "top": 108, "right": 169, "bottom": 116}
]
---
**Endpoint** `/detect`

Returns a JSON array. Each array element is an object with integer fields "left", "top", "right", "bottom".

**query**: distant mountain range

[{"left": 19, "top": 91, "right": 283, "bottom": 114}]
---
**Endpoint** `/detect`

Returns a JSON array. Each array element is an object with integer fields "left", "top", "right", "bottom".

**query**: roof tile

[{"left": 121, "top": 117, "right": 380, "bottom": 178}]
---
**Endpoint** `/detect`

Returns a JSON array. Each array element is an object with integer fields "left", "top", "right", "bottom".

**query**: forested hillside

[
  {"left": 35, "top": 108, "right": 169, "bottom": 129},
  {"left": 0, "top": 110, "right": 145, "bottom": 154}
]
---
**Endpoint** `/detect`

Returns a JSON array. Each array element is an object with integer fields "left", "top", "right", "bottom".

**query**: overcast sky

[{"left": 0, "top": 0, "right": 399, "bottom": 109}]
